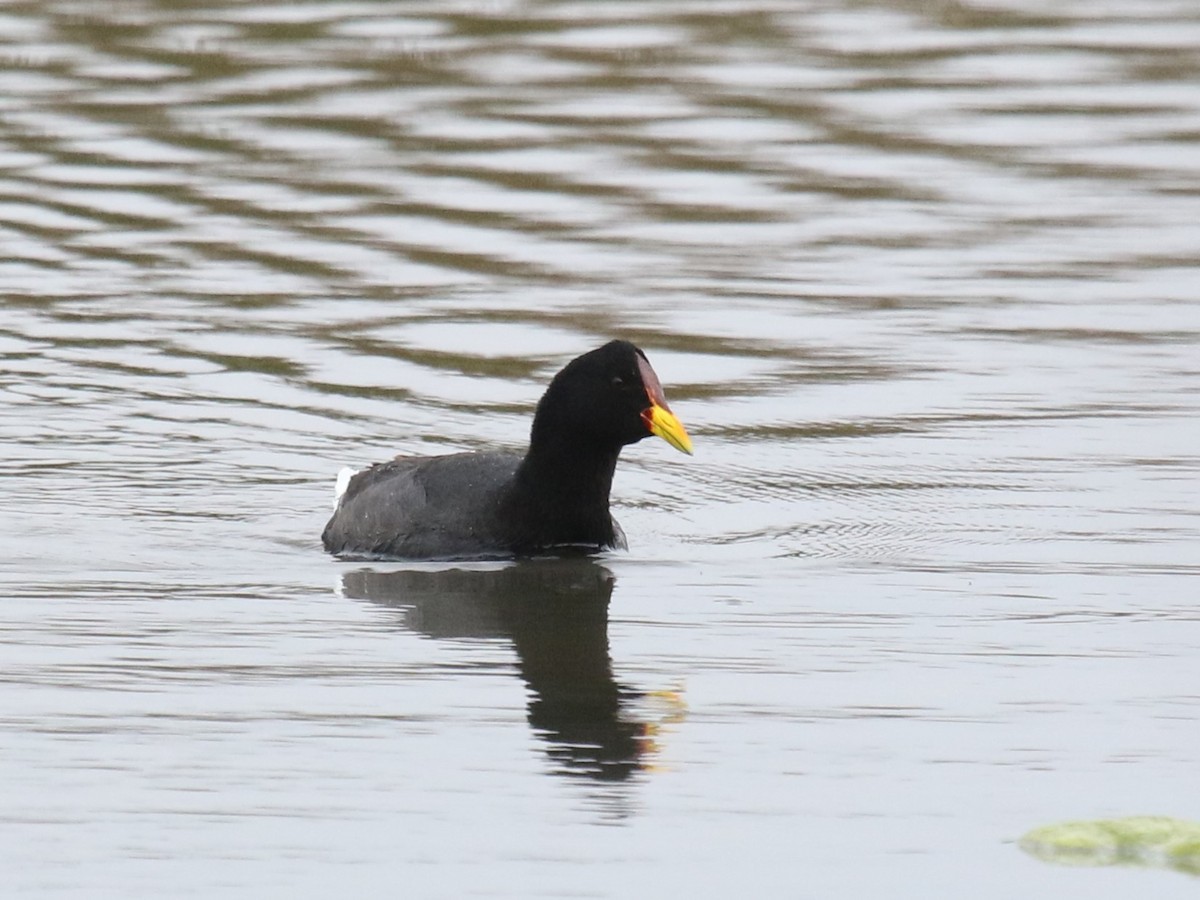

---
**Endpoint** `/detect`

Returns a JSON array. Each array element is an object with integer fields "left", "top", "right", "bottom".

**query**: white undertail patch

[{"left": 333, "top": 466, "right": 355, "bottom": 509}]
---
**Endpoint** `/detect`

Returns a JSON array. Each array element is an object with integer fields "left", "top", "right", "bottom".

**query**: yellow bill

[{"left": 644, "top": 402, "right": 694, "bottom": 455}]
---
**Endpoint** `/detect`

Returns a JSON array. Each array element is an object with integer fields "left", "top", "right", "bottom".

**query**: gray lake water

[{"left": 2, "top": 1, "right": 1199, "bottom": 897}]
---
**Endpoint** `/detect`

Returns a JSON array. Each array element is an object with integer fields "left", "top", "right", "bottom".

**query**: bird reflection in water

[{"left": 339, "top": 557, "right": 681, "bottom": 784}]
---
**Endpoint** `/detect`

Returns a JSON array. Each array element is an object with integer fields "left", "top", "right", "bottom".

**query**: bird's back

[{"left": 322, "top": 451, "right": 522, "bottom": 559}]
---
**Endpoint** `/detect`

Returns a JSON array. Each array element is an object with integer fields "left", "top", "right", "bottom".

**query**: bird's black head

[{"left": 531, "top": 340, "right": 692, "bottom": 455}]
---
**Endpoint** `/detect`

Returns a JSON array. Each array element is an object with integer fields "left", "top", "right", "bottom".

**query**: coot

[{"left": 322, "top": 340, "right": 692, "bottom": 560}]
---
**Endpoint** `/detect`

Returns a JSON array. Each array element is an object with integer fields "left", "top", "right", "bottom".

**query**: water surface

[{"left": 2, "top": 1, "right": 1199, "bottom": 897}]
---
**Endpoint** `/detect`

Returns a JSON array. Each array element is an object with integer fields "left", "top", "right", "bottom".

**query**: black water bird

[{"left": 321, "top": 340, "right": 692, "bottom": 560}]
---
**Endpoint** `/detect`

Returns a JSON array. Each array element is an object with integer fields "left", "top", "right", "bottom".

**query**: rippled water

[{"left": 3, "top": 1, "right": 1199, "bottom": 897}]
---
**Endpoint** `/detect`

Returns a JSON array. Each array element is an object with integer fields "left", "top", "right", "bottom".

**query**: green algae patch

[{"left": 1020, "top": 816, "right": 1200, "bottom": 876}]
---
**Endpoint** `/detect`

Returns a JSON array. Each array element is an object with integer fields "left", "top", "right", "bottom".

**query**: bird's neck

[
  {"left": 513, "top": 434, "right": 621, "bottom": 543},
  {"left": 518, "top": 436, "right": 619, "bottom": 507}
]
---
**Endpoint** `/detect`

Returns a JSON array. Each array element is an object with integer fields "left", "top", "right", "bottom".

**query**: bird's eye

[{"left": 611, "top": 375, "right": 627, "bottom": 388}]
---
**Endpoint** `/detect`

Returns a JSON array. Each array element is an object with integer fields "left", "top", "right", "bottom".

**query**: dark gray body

[{"left": 321, "top": 451, "right": 625, "bottom": 560}]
